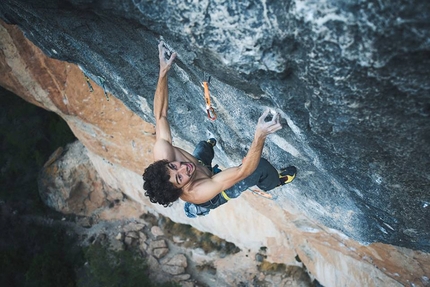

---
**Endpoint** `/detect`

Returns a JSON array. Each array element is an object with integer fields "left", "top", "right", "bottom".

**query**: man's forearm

[
  {"left": 239, "top": 132, "right": 266, "bottom": 177},
  {"left": 238, "top": 109, "right": 281, "bottom": 178},
  {"left": 154, "top": 73, "right": 169, "bottom": 120}
]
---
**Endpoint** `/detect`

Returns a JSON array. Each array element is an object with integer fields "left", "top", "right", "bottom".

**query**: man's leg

[
  {"left": 224, "top": 158, "right": 279, "bottom": 198},
  {"left": 192, "top": 139, "right": 216, "bottom": 170}
]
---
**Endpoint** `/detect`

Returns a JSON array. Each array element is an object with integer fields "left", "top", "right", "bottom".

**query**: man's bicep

[
  {"left": 211, "top": 167, "right": 245, "bottom": 190},
  {"left": 155, "top": 116, "right": 172, "bottom": 143},
  {"left": 192, "top": 167, "right": 243, "bottom": 204}
]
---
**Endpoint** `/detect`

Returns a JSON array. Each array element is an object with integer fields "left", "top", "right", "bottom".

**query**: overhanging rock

[{"left": 1, "top": 1, "right": 430, "bottom": 286}]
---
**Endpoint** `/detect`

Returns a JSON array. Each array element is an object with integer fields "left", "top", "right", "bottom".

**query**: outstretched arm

[
  {"left": 189, "top": 109, "right": 282, "bottom": 204},
  {"left": 153, "top": 42, "right": 177, "bottom": 160}
]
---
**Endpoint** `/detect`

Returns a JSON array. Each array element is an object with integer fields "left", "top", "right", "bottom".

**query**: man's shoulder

[{"left": 182, "top": 177, "right": 215, "bottom": 202}]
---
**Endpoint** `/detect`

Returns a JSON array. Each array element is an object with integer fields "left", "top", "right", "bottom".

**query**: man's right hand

[{"left": 158, "top": 41, "right": 177, "bottom": 76}]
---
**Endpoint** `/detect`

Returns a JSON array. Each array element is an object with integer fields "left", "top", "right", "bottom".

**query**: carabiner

[
  {"left": 202, "top": 78, "right": 217, "bottom": 121},
  {"left": 206, "top": 106, "right": 217, "bottom": 121}
]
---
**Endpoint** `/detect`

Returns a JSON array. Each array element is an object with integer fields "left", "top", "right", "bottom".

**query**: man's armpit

[{"left": 155, "top": 116, "right": 172, "bottom": 143}]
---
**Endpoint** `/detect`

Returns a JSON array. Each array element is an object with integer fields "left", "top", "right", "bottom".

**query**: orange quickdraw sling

[{"left": 202, "top": 76, "right": 217, "bottom": 121}]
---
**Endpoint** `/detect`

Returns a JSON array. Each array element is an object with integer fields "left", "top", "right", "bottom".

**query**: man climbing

[{"left": 142, "top": 42, "right": 297, "bottom": 217}]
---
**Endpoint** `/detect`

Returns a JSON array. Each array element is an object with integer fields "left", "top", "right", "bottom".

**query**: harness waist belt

[{"left": 221, "top": 191, "right": 231, "bottom": 201}]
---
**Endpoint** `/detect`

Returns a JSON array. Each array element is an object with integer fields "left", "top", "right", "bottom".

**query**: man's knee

[
  {"left": 193, "top": 141, "right": 214, "bottom": 164},
  {"left": 225, "top": 189, "right": 241, "bottom": 199},
  {"left": 224, "top": 181, "right": 249, "bottom": 199}
]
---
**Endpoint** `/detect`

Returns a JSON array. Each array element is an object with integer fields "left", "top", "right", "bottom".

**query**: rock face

[
  {"left": 38, "top": 141, "right": 144, "bottom": 220},
  {"left": 0, "top": 1, "right": 429, "bottom": 286}
]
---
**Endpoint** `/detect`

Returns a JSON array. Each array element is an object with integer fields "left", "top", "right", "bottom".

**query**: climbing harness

[
  {"left": 221, "top": 191, "right": 231, "bottom": 201},
  {"left": 202, "top": 76, "right": 217, "bottom": 121}
]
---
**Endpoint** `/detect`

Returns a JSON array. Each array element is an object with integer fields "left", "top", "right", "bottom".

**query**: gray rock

[
  {"left": 172, "top": 236, "right": 185, "bottom": 244},
  {"left": 255, "top": 253, "right": 265, "bottom": 263},
  {"left": 115, "top": 232, "right": 123, "bottom": 241},
  {"left": 149, "top": 239, "right": 167, "bottom": 250},
  {"left": 123, "top": 222, "right": 145, "bottom": 233},
  {"left": 124, "top": 236, "right": 133, "bottom": 246},
  {"left": 179, "top": 281, "right": 195, "bottom": 287},
  {"left": 126, "top": 231, "right": 139, "bottom": 239},
  {"left": 162, "top": 264, "right": 185, "bottom": 275},
  {"left": 138, "top": 231, "right": 147, "bottom": 242},
  {"left": 173, "top": 274, "right": 191, "bottom": 281},
  {"left": 162, "top": 253, "right": 188, "bottom": 268},
  {"left": 151, "top": 226, "right": 164, "bottom": 238},
  {"left": 37, "top": 141, "right": 123, "bottom": 218},
  {"left": 153, "top": 247, "right": 169, "bottom": 259}
]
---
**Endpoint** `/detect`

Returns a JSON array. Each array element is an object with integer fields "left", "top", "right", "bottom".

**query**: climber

[{"left": 142, "top": 41, "right": 297, "bottom": 217}]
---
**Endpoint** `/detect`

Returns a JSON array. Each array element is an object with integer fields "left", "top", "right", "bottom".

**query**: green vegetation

[
  {"left": 258, "top": 261, "right": 287, "bottom": 273},
  {"left": 0, "top": 220, "right": 83, "bottom": 287}
]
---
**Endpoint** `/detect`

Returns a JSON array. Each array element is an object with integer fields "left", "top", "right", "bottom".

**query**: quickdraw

[
  {"left": 83, "top": 72, "right": 94, "bottom": 92},
  {"left": 83, "top": 72, "right": 109, "bottom": 101},
  {"left": 202, "top": 76, "right": 217, "bottom": 121},
  {"left": 98, "top": 76, "right": 110, "bottom": 101}
]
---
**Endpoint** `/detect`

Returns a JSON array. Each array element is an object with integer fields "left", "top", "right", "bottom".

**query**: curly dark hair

[{"left": 142, "top": 160, "right": 183, "bottom": 207}]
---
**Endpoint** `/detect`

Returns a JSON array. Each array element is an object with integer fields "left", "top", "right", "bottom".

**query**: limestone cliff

[{"left": 0, "top": 0, "right": 429, "bottom": 286}]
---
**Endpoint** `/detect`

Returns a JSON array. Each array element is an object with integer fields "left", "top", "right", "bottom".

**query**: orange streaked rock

[{"left": 0, "top": 20, "right": 155, "bottom": 175}]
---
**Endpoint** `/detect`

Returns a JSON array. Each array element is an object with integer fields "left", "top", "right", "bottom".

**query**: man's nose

[
  {"left": 178, "top": 164, "right": 187, "bottom": 173},
  {"left": 179, "top": 164, "right": 190, "bottom": 177}
]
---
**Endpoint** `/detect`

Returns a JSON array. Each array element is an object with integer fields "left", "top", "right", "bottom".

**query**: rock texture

[
  {"left": 0, "top": 0, "right": 429, "bottom": 286},
  {"left": 67, "top": 214, "right": 314, "bottom": 286},
  {"left": 38, "top": 141, "right": 145, "bottom": 220}
]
